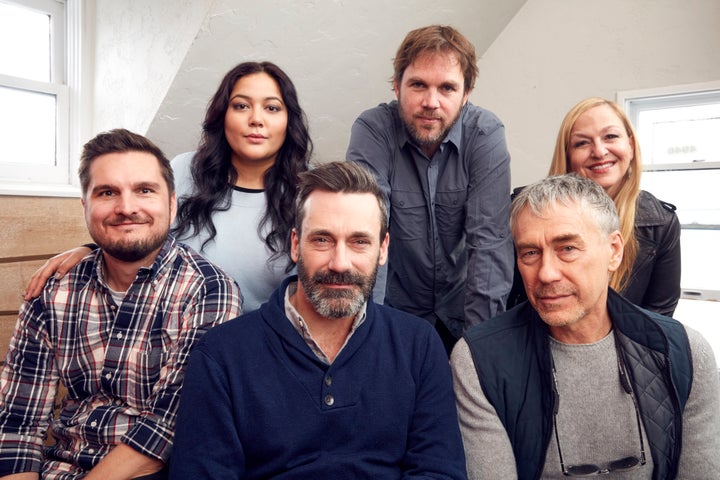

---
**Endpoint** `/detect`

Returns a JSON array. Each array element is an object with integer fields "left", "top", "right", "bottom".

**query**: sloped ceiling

[{"left": 146, "top": 0, "right": 528, "bottom": 163}]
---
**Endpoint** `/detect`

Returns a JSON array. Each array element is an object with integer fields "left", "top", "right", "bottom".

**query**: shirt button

[
  {"left": 90, "top": 421, "right": 97, "bottom": 427},
  {"left": 88, "top": 448, "right": 95, "bottom": 454},
  {"left": 105, "top": 372, "right": 112, "bottom": 380},
  {"left": 116, "top": 332, "right": 123, "bottom": 339},
  {"left": 324, "top": 375, "right": 332, "bottom": 386},
  {"left": 324, "top": 394, "right": 334, "bottom": 406}
]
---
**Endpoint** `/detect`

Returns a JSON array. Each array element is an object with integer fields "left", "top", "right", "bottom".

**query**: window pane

[
  {"left": 679, "top": 229, "right": 720, "bottom": 291},
  {"left": 0, "top": 86, "right": 56, "bottom": 167},
  {"left": 0, "top": 2, "right": 51, "bottom": 82},
  {"left": 675, "top": 300, "right": 720, "bottom": 361},
  {"left": 638, "top": 103, "right": 720, "bottom": 166},
  {"left": 641, "top": 170, "right": 720, "bottom": 225}
]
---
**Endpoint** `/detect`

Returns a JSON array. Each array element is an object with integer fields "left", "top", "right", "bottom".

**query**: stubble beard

[
  {"left": 399, "top": 100, "right": 463, "bottom": 151},
  {"left": 91, "top": 214, "right": 169, "bottom": 262},
  {"left": 530, "top": 287, "right": 586, "bottom": 329}
]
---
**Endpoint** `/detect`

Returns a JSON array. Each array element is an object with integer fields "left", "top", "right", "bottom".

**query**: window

[
  {"left": 619, "top": 82, "right": 720, "bottom": 356},
  {"left": 0, "top": 0, "right": 83, "bottom": 196}
]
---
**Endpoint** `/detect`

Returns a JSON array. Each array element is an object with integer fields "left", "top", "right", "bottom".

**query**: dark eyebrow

[
  {"left": 403, "top": 76, "right": 426, "bottom": 84},
  {"left": 307, "top": 229, "right": 375, "bottom": 239},
  {"left": 230, "top": 93, "right": 284, "bottom": 103},
  {"left": 136, "top": 181, "right": 162, "bottom": 190},
  {"left": 90, "top": 184, "right": 115, "bottom": 194},
  {"left": 90, "top": 181, "right": 162, "bottom": 195}
]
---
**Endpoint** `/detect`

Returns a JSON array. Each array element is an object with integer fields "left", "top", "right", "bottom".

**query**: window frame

[
  {"left": 618, "top": 81, "right": 720, "bottom": 303},
  {"left": 0, "top": 0, "right": 85, "bottom": 197}
]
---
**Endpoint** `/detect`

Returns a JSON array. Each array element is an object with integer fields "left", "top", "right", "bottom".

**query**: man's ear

[
  {"left": 462, "top": 89, "right": 471, "bottom": 107},
  {"left": 608, "top": 230, "right": 624, "bottom": 272},
  {"left": 378, "top": 233, "right": 390, "bottom": 266},
  {"left": 169, "top": 192, "right": 177, "bottom": 225},
  {"left": 290, "top": 228, "right": 300, "bottom": 263}
]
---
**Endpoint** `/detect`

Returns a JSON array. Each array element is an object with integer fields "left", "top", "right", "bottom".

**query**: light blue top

[{"left": 172, "top": 151, "right": 292, "bottom": 312}]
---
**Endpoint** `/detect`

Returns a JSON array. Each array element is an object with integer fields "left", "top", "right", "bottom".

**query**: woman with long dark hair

[
  {"left": 24, "top": 61, "right": 312, "bottom": 311},
  {"left": 171, "top": 61, "right": 312, "bottom": 310}
]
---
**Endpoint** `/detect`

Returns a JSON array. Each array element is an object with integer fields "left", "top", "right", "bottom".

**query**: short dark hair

[
  {"left": 78, "top": 128, "right": 173, "bottom": 196},
  {"left": 295, "top": 161, "right": 388, "bottom": 241},
  {"left": 393, "top": 25, "right": 478, "bottom": 93}
]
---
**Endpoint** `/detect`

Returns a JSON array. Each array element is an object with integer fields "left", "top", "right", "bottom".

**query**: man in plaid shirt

[{"left": 0, "top": 129, "right": 242, "bottom": 480}]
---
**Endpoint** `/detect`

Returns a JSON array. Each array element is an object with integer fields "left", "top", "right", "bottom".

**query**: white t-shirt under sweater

[
  {"left": 172, "top": 151, "right": 292, "bottom": 312},
  {"left": 450, "top": 324, "right": 720, "bottom": 479}
]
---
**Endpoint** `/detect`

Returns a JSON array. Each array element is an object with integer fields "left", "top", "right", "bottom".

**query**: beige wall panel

[
  {"left": 0, "top": 196, "right": 89, "bottom": 259},
  {"left": 0, "top": 261, "right": 45, "bottom": 313},
  {"left": 0, "top": 314, "right": 18, "bottom": 364}
]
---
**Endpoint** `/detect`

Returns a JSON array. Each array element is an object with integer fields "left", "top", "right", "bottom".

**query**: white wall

[
  {"left": 474, "top": 0, "right": 720, "bottom": 189},
  {"left": 76, "top": 0, "right": 528, "bottom": 158},
  {"left": 92, "top": 0, "right": 213, "bottom": 134},
  {"left": 88, "top": 0, "right": 720, "bottom": 189},
  {"left": 145, "top": 0, "right": 526, "bottom": 161}
]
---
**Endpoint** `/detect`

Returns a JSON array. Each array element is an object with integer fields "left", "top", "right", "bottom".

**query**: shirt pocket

[
  {"left": 131, "top": 347, "right": 165, "bottom": 404},
  {"left": 435, "top": 189, "right": 467, "bottom": 241},
  {"left": 390, "top": 191, "right": 427, "bottom": 240}
]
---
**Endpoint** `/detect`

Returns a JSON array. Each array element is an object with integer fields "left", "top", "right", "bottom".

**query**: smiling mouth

[{"left": 589, "top": 161, "right": 616, "bottom": 171}]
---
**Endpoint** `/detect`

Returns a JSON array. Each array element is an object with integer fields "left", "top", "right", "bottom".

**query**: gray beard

[{"left": 296, "top": 257, "right": 378, "bottom": 319}]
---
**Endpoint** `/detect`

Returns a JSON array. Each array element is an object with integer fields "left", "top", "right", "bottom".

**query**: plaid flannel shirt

[{"left": 0, "top": 237, "right": 242, "bottom": 479}]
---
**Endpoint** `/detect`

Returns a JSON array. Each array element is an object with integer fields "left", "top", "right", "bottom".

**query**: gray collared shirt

[
  {"left": 347, "top": 101, "right": 514, "bottom": 337},
  {"left": 284, "top": 281, "right": 367, "bottom": 364}
]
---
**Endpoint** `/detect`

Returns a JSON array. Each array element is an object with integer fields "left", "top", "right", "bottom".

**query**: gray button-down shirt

[{"left": 347, "top": 101, "right": 513, "bottom": 337}]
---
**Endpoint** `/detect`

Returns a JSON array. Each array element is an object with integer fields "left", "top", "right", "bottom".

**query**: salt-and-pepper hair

[
  {"left": 295, "top": 161, "right": 388, "bottom": 241},
  {"left": 510, "top": 173, "right": 620, "bottom": 238}
]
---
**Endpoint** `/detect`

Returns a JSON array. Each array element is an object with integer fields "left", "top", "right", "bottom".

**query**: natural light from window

[
  {"left": 0, "top": 0, "right": 70, "bottom": 191},
  {"left": 0, "top": 2, "right": 51, "bottom": 82},
  {"left": 621, "top": 84, "right": 720, "bottom": 359}
]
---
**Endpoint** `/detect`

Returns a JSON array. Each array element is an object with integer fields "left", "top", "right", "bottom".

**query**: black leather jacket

[
  {"left": 507, "top": 189, "right": 681, "bottom": 316},
  {"left": 623, "top": 190, "right": 681, "bottom": 316}
]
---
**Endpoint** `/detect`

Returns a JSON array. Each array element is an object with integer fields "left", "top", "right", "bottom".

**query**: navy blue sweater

[{"left": 169, "top": 276, "right": 465, "bottom": 479}]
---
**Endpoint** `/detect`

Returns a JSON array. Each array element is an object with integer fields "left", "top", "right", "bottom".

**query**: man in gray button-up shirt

[{"left": 347, "top": 25, "right": 514, "bottom": 352}]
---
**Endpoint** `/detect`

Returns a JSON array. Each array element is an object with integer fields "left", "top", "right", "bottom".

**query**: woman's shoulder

[
  {"left": 171, "top": 151, "right": 198, "bottom": 194},
  {"left": 171, "top": 151, "right": 197, "bottom": 171},
  {"left": 636, "top": 190, "right": 678, "bottom": 226}
]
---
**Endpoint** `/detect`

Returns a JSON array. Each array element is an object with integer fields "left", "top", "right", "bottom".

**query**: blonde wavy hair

[{"left": 548, "top": 97, "right": 642, "bottom": 292}]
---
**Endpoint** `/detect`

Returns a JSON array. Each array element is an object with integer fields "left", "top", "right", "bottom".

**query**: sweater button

[
  {"left": 324, "top": 394, "right": 334, "bottom": 406},
  {"left": 324, "top": 375, "right": 332, "bottom": 386}
]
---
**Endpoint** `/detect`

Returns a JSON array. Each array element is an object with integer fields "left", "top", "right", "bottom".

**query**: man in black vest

[{"left": 450, "top": 174, "right": 720, "bottom": 479}]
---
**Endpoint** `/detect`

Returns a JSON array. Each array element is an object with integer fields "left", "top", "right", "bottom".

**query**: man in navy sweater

[{"left": 169, "top": 161, "right": 465, "bottom": 479}]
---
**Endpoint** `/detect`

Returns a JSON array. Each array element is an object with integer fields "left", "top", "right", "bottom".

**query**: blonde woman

[{"left": 548, "top": 97, "right": 681, "bottom": 315}]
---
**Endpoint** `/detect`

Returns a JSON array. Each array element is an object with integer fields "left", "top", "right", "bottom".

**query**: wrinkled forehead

[{"left": 300, "top": 190, "right": 383, "bottom": 234}]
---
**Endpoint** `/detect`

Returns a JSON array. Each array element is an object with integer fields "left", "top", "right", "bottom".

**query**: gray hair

[{"left": 510, "top": 174, "right": 620, "bottom": 237}]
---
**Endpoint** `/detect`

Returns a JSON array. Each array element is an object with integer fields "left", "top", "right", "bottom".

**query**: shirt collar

[
  {"left": 283, "top": 280, "right": 368, "bottom": 364},
  {"left": 93, "top": 236, "right": 177, "bottom": 288},
  {"left": 394, "top": 100, "right": 466, "bottom": 153}
]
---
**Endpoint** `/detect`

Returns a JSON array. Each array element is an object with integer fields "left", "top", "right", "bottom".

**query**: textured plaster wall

[
  {"left": 90, "top": 0, "right": 719, "bottom": 190},
  {"left": 474, "top": 0, "right": 720, "bottom": 188},
  {"left": 145, "top": 0, "right": 526, "bottom": 162},
  {"left": 93, "top": 0, "right": 213, "bottom": 134}
]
